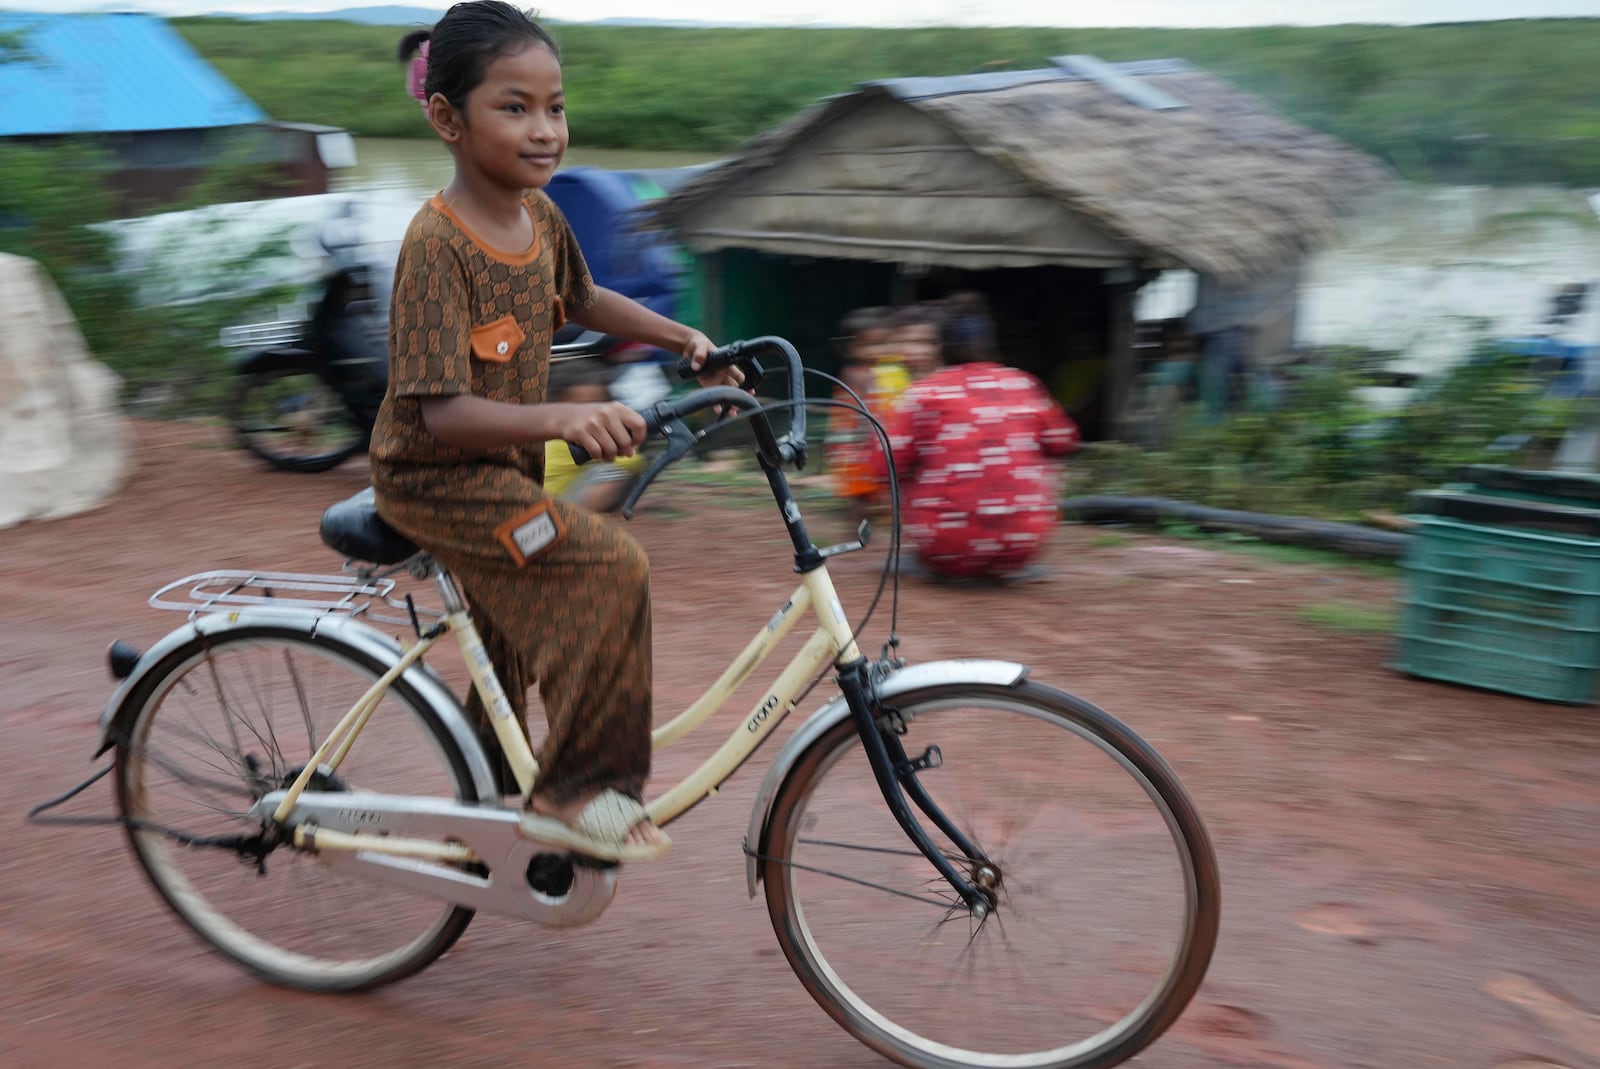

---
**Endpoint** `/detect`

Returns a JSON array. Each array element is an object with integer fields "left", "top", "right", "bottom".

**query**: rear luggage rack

[{"left": 150, "top": 570, "right": 437, "bottom": 626}]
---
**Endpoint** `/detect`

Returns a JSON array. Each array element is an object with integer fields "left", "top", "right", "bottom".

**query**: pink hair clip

[{"left": 407, "top": 39, "right": 430, "bottom": 107}]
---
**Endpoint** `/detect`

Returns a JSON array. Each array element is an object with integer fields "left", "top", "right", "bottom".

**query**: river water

[
  {"left": 112, "top": 137, "right": 1600, "bottom": 370},
  {"left": 329, "top": 137, "right": 717, "bottom": 196}
]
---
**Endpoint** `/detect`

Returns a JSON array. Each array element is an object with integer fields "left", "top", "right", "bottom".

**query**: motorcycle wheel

[{"left": 231, "top": 364, "right": 369, "bottom": 474}]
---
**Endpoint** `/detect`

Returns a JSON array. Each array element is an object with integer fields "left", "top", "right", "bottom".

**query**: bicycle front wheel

[
  {"left": 114, "top": 625, "right": 479, "bottom": 992},
  {"left": 761, "top": 680, "right": 1219, "bottom": 1069}
]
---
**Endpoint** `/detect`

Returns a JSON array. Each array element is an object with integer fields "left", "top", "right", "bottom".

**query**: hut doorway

[{"left": 698, "top": 249, "right": 1122, "bottom": 439}]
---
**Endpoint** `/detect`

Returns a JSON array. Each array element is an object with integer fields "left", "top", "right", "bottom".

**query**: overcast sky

[{"left": 2, "top": 0, "right": 1597, "bottom": 26}]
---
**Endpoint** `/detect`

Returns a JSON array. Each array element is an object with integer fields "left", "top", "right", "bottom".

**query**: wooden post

[
  {"left": 1103, "top": 280, "right": 1137, "bottom": 441},
  {"left": 890, "top": 263, "right": 922, "bottom": 306},
  {"left": 699, "top": 250, "right": 724, "bottom": 342}
]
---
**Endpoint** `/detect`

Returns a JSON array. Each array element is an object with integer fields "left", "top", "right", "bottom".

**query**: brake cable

[{"left": 607, "top": 383, "right": 904, "bottom": 708}]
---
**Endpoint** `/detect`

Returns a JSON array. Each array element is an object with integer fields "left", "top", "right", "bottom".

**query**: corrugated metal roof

[
  {"left": 0, "top": 13, "right": 266, "bottom": 137},
  {"left": 871, "top": 59, "right": 1194, "bottom": 103},
  {"left": 1050, "top": 55, "right": 1188, "bottom": 111}
]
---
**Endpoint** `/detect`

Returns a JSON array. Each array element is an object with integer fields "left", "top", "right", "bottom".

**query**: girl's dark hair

[{"left": 399, "top": 2, "right": 559, "bottom": 111}]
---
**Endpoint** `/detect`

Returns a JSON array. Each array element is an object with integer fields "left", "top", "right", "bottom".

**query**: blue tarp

[
  {"left": 546, "top": 166, "right": 696, "bottom": 323},
  {"left": 1501, "top": 335, "right": 1600, "bottom": 398}
]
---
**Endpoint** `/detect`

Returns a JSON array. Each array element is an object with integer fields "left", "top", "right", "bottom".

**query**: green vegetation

[
  {"left": 0, "top": 139, "right": 296, "bottom": 413},
  {"left": 173, "top": 16, "right": 1600, "bottom": 186},
  {"left": 1296, "top": 601, "right": 1397, "bottom": 634},
  {"left": 1071, "top": 345, "right": 1581, "bottom": 521}
]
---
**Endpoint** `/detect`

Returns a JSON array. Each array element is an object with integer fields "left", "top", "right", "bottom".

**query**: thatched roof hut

[
  {"left": 650, "top": 57, "right": 1387, "bottom": 437},
  {"left": 654, "top": 58, "right": 1384, "bottom": 283}
]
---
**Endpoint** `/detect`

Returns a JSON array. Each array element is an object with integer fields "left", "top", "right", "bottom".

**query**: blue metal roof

[{"left": 0, "top": 13, "right": 266, "bottom": 137}]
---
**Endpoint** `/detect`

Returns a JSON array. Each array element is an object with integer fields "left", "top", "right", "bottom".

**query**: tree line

[{"left": 175, "top": 16, "right": 1600, "bottom": 187}]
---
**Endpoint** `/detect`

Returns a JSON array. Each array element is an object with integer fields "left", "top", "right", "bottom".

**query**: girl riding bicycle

[{"left": 373, "top": 0, "right": 739, "bottom": 862}]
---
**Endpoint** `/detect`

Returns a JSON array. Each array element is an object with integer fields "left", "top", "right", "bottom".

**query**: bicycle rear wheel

[
  {"left": 114, "top": 625, "right": 479, "bottom": 992},
  {"left": 760, "top": 680, "right": 1219, "bottom": 1069}
]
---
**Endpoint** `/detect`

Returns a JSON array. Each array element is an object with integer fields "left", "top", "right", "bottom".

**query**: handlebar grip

[
  {"left": 674, "top": 340, "right": 748, "bottom": 381},
  {"left": 566, "top": 405, "right": 665, "bottom": 467}
]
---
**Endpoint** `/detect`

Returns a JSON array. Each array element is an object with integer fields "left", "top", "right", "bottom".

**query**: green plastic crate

[
  {"left": 1396, "top": 516, "right": 1600, "bottom": 704},
  {"left": 1451, "top": 465, "right": 1600, "bottom": 508}
]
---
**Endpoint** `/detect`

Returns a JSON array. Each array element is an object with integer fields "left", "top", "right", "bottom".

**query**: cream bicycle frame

[{"left": 269, "top": 560, "right": 863, "bottom": 860}]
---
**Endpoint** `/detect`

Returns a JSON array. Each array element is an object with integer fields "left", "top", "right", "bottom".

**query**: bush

[
  {"left": 0, "top": 139, "right": 299, "bottom": 416},
  {"left": 1072, "top": 346, "right": 1579, "bottom": 519},
  {"left": 0, "top": 139, "right": 133, "bottom": 358}
]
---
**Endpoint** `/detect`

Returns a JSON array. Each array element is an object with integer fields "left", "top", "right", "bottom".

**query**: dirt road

[{"left": 2, "top": 421, "right": 1597, "bottom": 1068}]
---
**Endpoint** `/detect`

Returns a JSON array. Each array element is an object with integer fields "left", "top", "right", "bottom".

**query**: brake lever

[
  {"left": 620, "top": 415, "right": 698, "bottom": 519},
  {"left": 674, "top": 353, "right": 765, "bottom": 393},
  {"left": 735, "top": 358, "right": 765, "bottom": 392}
]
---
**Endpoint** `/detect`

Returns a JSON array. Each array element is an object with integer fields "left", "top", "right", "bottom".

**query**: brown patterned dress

[{"left": 370, "top": 191, "right": 651, "bottom": 805}]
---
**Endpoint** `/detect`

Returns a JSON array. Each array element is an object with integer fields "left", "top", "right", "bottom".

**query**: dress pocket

[{"left": 470, "top": 314, "right": 526, "bottom": 363}]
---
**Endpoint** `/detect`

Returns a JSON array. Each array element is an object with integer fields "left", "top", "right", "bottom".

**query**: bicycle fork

[{"left": 836, "top": 659, "right": 993, "bottom": 916}]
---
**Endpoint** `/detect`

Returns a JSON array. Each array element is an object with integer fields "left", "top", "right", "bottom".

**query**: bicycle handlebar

[
  {"left": 563, "top": 386, "right": 774, "bottom": 467},
  {"left": 565, "top": 335, "right": 807, "bottom": 468},
  {"left": 671, "top": 336, "right": 806, "bottom": 453},
  {"left": 564, "top": 335, "right": 809, "bottom": 519}
]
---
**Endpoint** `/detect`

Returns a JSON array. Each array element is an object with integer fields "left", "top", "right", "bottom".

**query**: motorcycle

[
  {"left": 222, "top": 205, "right": 390, "bottom": 474},
  {"left": 222, "top": 207, "right": 668, "bottom": 490}
]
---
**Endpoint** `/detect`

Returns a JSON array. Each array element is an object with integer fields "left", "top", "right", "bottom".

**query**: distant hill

[
  {"left": 217, "top": 6, "right": 761, "bottom": 27},
  {"left": 584, "top": 17, "right": 757, "bottom": 27},
  {"left": 231, "top": 6, "right": 444, "bottom": 26},
  {"left": 219, "top": 7, "right": 748, "bottom": 28}
]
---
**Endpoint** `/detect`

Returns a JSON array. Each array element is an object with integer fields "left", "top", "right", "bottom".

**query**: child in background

[
  {"left": 826, "top": 307, "right": 894, "bottom": 522},
  {"left": 885, "top": 303, "right": 942, "bottom": 383},
  {"left": 873, "top": 294, "right": 1080, "bottom": 582},
  {"left": 540, "top": 338, "right": 653, "bottom": 514}
]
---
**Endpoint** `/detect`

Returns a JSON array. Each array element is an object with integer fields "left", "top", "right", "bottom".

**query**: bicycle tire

[
  {"left": 114, "top": 624, "right": 478, "bottom": 993},
  {"left": 760, "top": 680, "right": 1220, "bottom": 1069},
  {"left": 231, "top": 365, "right": 366, "bottom": 473}
]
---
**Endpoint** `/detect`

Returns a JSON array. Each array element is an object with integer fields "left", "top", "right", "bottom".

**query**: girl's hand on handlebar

[
  {"left": 555, "top": 402, "right": 646, "bottom": 463},
  {"left": 680, "top": 330, "right": 746, "bottom": 391},
  {"left": 680, "top": 331, "right": 746, "bottom": 421}
]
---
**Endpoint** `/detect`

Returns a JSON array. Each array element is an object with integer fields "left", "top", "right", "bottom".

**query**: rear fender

[{"left": 95, "top": 613, "right": 499, "bottom": 805}]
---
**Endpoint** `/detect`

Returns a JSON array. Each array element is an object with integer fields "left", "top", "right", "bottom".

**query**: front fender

[
  {"left": 95, "top": 612, "right": 499, "bottom": 805},
  {"left": 742, "top": 659, "right": 1028, "bottom": 897}
]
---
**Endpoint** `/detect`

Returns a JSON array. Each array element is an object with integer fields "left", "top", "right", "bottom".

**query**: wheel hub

[
  {"left": 278, "top": 762, "right": 350, "bottom": 794},
  {"left": 970, "top": 862, "right": 1001, "bottom": 917},
  {"left": 972, "top": 864, "right": 1001, "bottom": 891}
]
